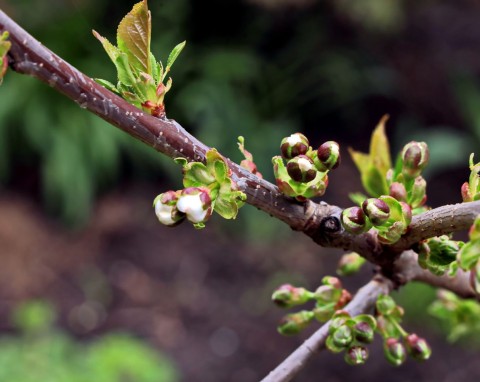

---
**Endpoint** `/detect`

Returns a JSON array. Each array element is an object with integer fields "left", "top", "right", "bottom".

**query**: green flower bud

[
  {"left": 353, "top": 321, "right": 375, "bottom": 344},
  {"left": 277, "top": 310, "right": 314, "bottom": 336},
  {"left": 341, "top": 206, "right": 369, "bottom": 234},
  {"left": 316, "top": 141, "right": 341, "bottom": 171},
  {"left": 153, "top": 190, "right": 185, "bottom": 226},
  {"left": 384, "top": 338, "right": 407, "bottom": 366},
  {"left": 344, "top": 346, "right": 369, "bottom": 366},
  {"left": 409, "top": 176, "right": 427, "bottom": 208},
  {"left": 400, "top": 202, "right": 412, "bottom": 226},
  {"left": 405, "top": 333, "right": 432, "bottom": 361},
  {"left": 280, "top": 133, "right": 309, "bottom": 159},
  {"left": 287, "top": 155, "right": 317, "bottom": 183},
  {"left": 332, "top": 324, "right": 353, "bottom": 348},
  {"left": 176, "top": 187, "right": 213, "bottom": 226},
  {"left": 389, "top": 182, "right": 407, "bottom": 202},
  {"left": 376, "top": 294, "right": 397, "bottom": 316},
  {"left": 322, "top": 276, "right": 342, "bottom": 289},
  {"left": 402, "top": 141, "right": 429, "bottom": 178},
  {"left": 313, "top": 303, "right": 336, "bottom": 322},
  {"left": 337, "top": 252, "right": 366, "bottom": 276},
  {"left": 328, "top": 311, "right": 351, "bottom": 334},
  {"left": 362, "top": 198, "right": 390, "bottom": 226},
  {"left": 272, "top": 284, "right": 313, "bottom": 308},
  {"left": 314, "top": 285, "right": 341, "bottom": 304}
]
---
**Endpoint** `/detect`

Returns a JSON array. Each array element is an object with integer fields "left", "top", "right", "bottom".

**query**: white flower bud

[
  {"left": 176, "top": 187, "right": 212, "bottom": 224},
  {"left": 153, "top": 191, "right": 185, "bottom": 226}
]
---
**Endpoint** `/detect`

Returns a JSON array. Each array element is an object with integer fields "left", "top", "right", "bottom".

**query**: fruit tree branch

[
  {"left": 1, "top": 10, "right": 479, "bottom": 296},
  {"left": 261, "top": 276, "right": 393, "bottom": 382}
]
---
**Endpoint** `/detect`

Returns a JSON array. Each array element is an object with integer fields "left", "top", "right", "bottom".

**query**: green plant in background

[{"left": 0, "top": 300, "right": 178, "bottom": 382}]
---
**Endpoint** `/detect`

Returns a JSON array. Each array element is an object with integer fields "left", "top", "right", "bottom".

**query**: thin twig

[{"left": 261, "top": 276, "right": 393, "bottom": 382}]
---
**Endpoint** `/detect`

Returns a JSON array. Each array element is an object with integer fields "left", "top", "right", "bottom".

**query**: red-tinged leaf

[{"left": 117, "top": 0, "right": 151, "bottom": 74}]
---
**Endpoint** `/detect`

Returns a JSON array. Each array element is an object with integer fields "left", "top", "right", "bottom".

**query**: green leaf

[
  {"left": 0, "top": 31, "right": 10, "bottom": 55},
  {"left": 114, "top": 53, "right": 138, "bottom": 87},
  {"left": 348, "top": 115, "right": 391, "bottom": 197},
  {"left": 348, "top": 192, "right": 368, "bottom": 206},
  {"left": 164, "top": 41, "right": 186, "bottom": 78},
  {"left": 117, "top": 0, "right": 151, "bottom": 74},
  {"left": 94, "top": 78, "right": 118, "bottom": 93},
  {"left": 182, "top": 162, "right": 215, "bottom": 187},
  {"left": 369, "top": 114, "right": 392, "bottom": 174},
  {"left": 457, "top": 241, "right": 480, "bottom": 270},
  {"left": 326, "top": 335, "right": 345, "bottom": 354},
  {"left": 92, "top": 30, "right": 121, "bottom": 64}
]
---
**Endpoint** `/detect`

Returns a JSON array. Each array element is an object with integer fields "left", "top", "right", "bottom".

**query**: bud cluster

[
  {"left": 341, "top": 195, "right": 411, "bottom": 244},
  {"left": 274, "top": 276, "right": 352, "bottom": 336},
  {"left": 417, "top": 236, "right": 462, "bottom": 276},
  {"left": 325, "top": 311, "right": 376, "bottom": 366},
  {"left": 154, "top": 149, "right": 246, "bottom": 229},
  {"left": 347, "top": 125, "right": 431, "bottom": 244},
  {"left": 376, "top": 294, "right": 431, "bottom": 366},
  {"left": 386, "top": 141, "right": 429, "bottom": 212},
  {"left": 274, "top": 133, "right": 340, "bottom": 201},
  {"left": 154, "top": 187, "right": 213, "bottom": 229}
]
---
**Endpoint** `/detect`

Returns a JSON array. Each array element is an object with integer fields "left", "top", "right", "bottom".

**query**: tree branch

[
  {"left": 1, "top": 10, "right": 478, "bottom": 297},
  {"left": 261, "top": 276, "right": 393, "bottom": 382}
]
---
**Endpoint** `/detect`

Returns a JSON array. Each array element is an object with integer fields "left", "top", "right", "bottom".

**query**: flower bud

[
  {"left": 332, "top": 324, "right": 353, "bottom": 348},
  {"left": 337, "top": 252, "right": 366, "bottom": 276},
  {"left": 461, "top": 182, "right": 473, "bottom": 202},
  {"left": 272, "top": 284, "right": 312, "bottom": 308},
  {"left": 176, "top": 187, "right": 213, "bottom": 225},
  {"left": 353, "top": 321, "right": 375, "bottom": 344},
  {"left": 389, "top": 182, "right": 407, "bottom": 202},
  {"left": 400, "top": 202, "right": 412, "bottom": 226},
  {"left": 322, "top": 276, "right": 342, "bottom": 290},
  {"left": 376, "top": 294, "right": 396, "bottom": 316},
  {"left": 277, "top": 310, "right": 314, "bottom": 335},
  {"left": 286, "top": 155, "right": 317, "bottom": 183},
  {"left": 344, "top": 346, "right": 369, "bottom": 366},
  {"left": 384, "top": 338, "right": 407, "bottom": 366},
  {"left": 409, "top": 176, "right": 427, "bottom": 208},
  {"left": 316, "top": 141, "right": 341, "bottom": 171},
  {"left": 280, "top": 133, "right": 309, "bottom": 159},
  {"left": 314, "top": 285, "right": 341, "bottom": 304},
  {"left": 153, "top": 191, "right": 185, "bottom": 226},
  {"left": 335, "top": 289, "right": 352, "bottom": 309},
  {"left": 405, "top": 333, "right": 431, "bottom": 361},
  {"left": 362, "top": 198, "right": 390, "bottom": 226},
  {"left": 402, "top": 141, "right": 429, "bottom": 178},
  {"left": 341, "top": 207, "right": 369, "bottom": 234},
  {"left": 313, "top": 303, "right": 336, "bottom": 322},
  {"left": 328, "top": 311, "right": 351, "bottom": 334}
]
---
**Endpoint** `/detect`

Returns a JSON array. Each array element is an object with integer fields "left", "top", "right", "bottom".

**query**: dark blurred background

[{"left": 0, "top": 0, "right": 480, "bottom": 381}]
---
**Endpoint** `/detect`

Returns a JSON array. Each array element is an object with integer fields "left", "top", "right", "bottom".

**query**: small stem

[{"left": 389, "top": 316, "right": 408, "bottom": 338}]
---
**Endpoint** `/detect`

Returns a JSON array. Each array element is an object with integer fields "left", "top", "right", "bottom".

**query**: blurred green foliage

[{"left": 0, "top": 300, "right": 178, "bottom": 382}]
